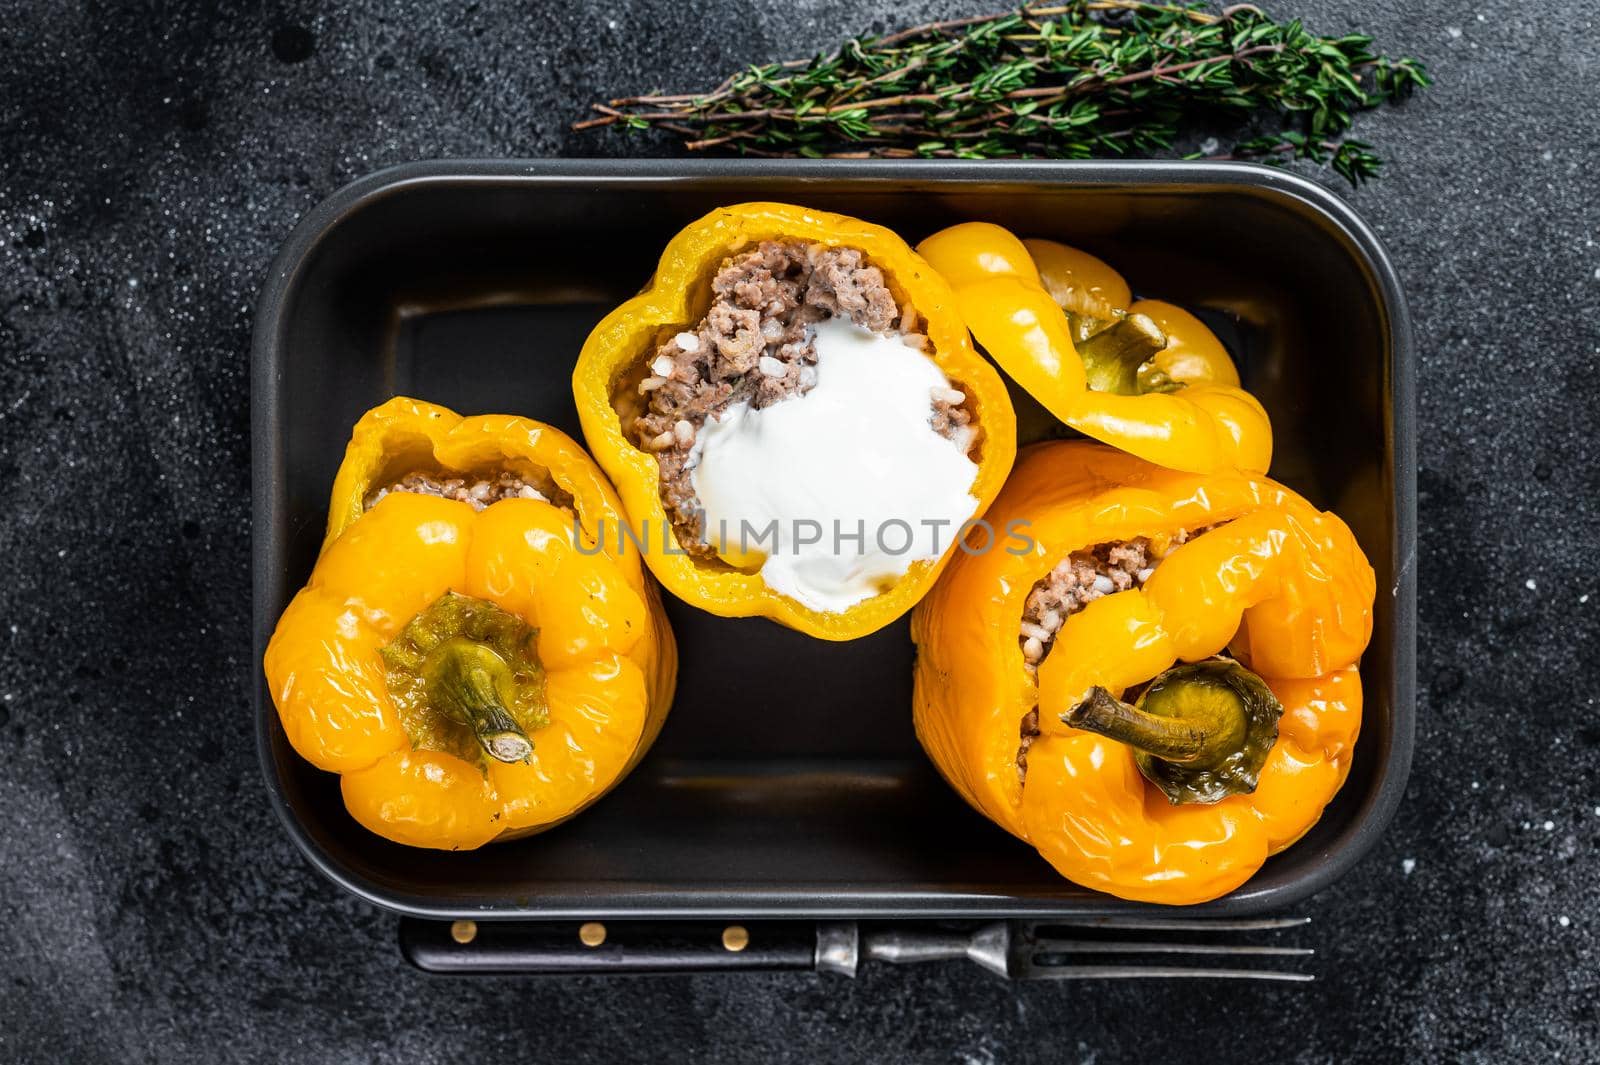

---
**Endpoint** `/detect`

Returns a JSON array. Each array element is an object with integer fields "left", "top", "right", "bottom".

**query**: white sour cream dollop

[{"left": 689, "top": 317, "right": 980, "bottom": 613}]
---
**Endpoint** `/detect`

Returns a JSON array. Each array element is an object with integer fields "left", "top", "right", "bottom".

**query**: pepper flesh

[
  {"left": 911, "top": 440, "right": 1373, "bottom": 904},
  {"left": 264, "top": 397, "right": 677, "bottom": 850},
  {"left": 572, "top": 202, "right": 1017, "bottom": 641},
  {"left": 917, "top": 222, "right": 1271, "bottom": 475}
]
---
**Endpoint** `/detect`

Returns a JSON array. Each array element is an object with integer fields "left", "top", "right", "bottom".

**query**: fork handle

[{"left": 401, "top": 919, "right": 826, "bottom": 975}]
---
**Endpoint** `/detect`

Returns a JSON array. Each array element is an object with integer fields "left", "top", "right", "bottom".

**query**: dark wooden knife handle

[{"left": 400, "top": 919, "right": 821, "bottom": 974}]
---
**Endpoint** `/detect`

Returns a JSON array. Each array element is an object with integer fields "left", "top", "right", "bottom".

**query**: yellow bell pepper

[
  {"left": 912, "top": 440, "right": 1373, "bottom": 904},
  {"left": 264, "top": 397, "right": 676, "bottom": 850},
  {"left": 917, "top": 222, "right": 1271, "bottom": 475},
  {"left": 573, "top": 202, "right": 1016, "bottom": 641}
]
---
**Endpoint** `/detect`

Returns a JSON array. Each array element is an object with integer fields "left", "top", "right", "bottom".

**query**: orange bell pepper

[
  {"left": 264, "top": 398, "right": 676, "bottom": 850},
  {"left": 917, "top": 222, "right": 1271, "bottom": 475},
  {"left": 911, "top": 440, "right": 1373, "bottom": 904}
]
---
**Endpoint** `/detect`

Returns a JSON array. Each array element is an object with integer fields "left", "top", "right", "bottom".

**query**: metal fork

[
  {"left": 842, "top": 916, "right": 1315, "bottom": 981},
  {"left": 402, "top": 915, "right": 1315, "bottom": 980}
]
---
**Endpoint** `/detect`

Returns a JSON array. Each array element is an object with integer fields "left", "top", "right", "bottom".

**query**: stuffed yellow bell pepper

[
  {"left": 573, "top": 202, "right": 1015, "bottom": 641},
  {"left": 912, "top": 441, "right": 1373, "bottom": 904},
  {"left": 264, "top": 398, "right": 676, "bottom": 850},
  {"left": 917, "top": 222, "right": 1271, "bottom": 475}
]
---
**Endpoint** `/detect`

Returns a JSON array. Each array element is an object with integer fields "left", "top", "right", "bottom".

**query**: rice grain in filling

[{"left": 632, "top": 240, "right": 975, "bottom": 558}]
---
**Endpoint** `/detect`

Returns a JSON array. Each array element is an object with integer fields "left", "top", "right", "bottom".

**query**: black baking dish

[{"left": 252, "top": 159, "right": 1415, "bottom": 919}]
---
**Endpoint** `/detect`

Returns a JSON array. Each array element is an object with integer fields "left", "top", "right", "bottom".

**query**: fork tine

[
  {"left": 1030, "top": 940, "right": 1313, "bottom": 958},
  {"left": 1019, "top": 964, "right": 1314, "bottom": 982},
  {"left": 1031, "top": 916, "right": 1311, "bottom": 933}
]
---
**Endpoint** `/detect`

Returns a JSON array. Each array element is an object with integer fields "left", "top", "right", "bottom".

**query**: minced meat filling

[
  {"left": 365, "top": 470, "right": 570, "bottom": 513},
  {"left": 1015, "top": 526, "right": 1217, "bottom": 779},
  {"left": 632, "top": 240, "right": 976, "bottom": 559},
  {"left": 1019, "top": 536, "right": 1171, "bottom": 669}
]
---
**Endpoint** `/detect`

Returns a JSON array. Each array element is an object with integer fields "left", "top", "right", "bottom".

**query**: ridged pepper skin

[
  {"left": 917, "top": 222, "right": 1272, "bottom": 475},
  {"left": 264, "top": 398, "right": 677, "bottom": 850},
  {"left": 572, "top": 202, "right": 1017, "bottom": 641},
  {"left": 911, "top": 441, "right": 1373, "bottom": 904}
]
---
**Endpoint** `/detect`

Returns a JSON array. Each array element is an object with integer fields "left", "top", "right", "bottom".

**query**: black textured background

[{"left": 2, "top": 1, "right": 1596, "bottom": 1062}]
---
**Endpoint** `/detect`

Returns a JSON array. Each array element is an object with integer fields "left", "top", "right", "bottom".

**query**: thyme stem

[{"left": 575, "top": 1, "right": 1428, "bottom": 186}]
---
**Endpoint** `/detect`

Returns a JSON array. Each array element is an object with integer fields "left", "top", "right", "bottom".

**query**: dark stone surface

[{"left": 1, "top": 1, "right": 1595, "bottom": 1061}]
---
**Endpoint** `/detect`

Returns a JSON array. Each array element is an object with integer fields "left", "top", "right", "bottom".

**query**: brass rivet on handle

[
  {"left": 450, "top": 920, "right": 477, "bottom": 945},
  {"left": 722, "top": 925, "right": 749, "bottom": 952},
  {"left": 579, "top": 922, "right": 607, "bottom": 947}
]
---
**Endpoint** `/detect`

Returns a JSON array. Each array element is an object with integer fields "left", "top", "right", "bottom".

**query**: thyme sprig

[{"left": 575, "top": 1, "right": 1428, "bottom": 185}]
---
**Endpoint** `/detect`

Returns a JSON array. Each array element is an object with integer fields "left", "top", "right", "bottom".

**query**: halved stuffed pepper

[
  {"left": 917, "top": 222, "right": 1271, "bottom": 475},
  {"left": 912, "top": 441, "right": 1374, "bottom": 904},
  {"left": 264, "top": 398, "right": 676, "bottom": 850},
  {"left": 574, "top": 202, "right": 1016, "bottom": 641}
]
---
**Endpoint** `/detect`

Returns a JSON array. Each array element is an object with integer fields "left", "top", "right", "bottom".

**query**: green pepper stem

[
  {"left": 1065, "top": 661, "right": 1282, "bottom": 806},
  {"left": 1064, "top": 685, "right": 1235, "bottom": 766},
  {"left": 426, "top": 638, "right": 533, "bottom": 763},
  {"left": 1077, "top": 313, "right": 1168, "bottom": 396}
]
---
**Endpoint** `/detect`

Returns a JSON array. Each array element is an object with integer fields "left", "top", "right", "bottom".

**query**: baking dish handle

[{"left": 400, "top": 918, "right": 858, "bottom": 975}]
